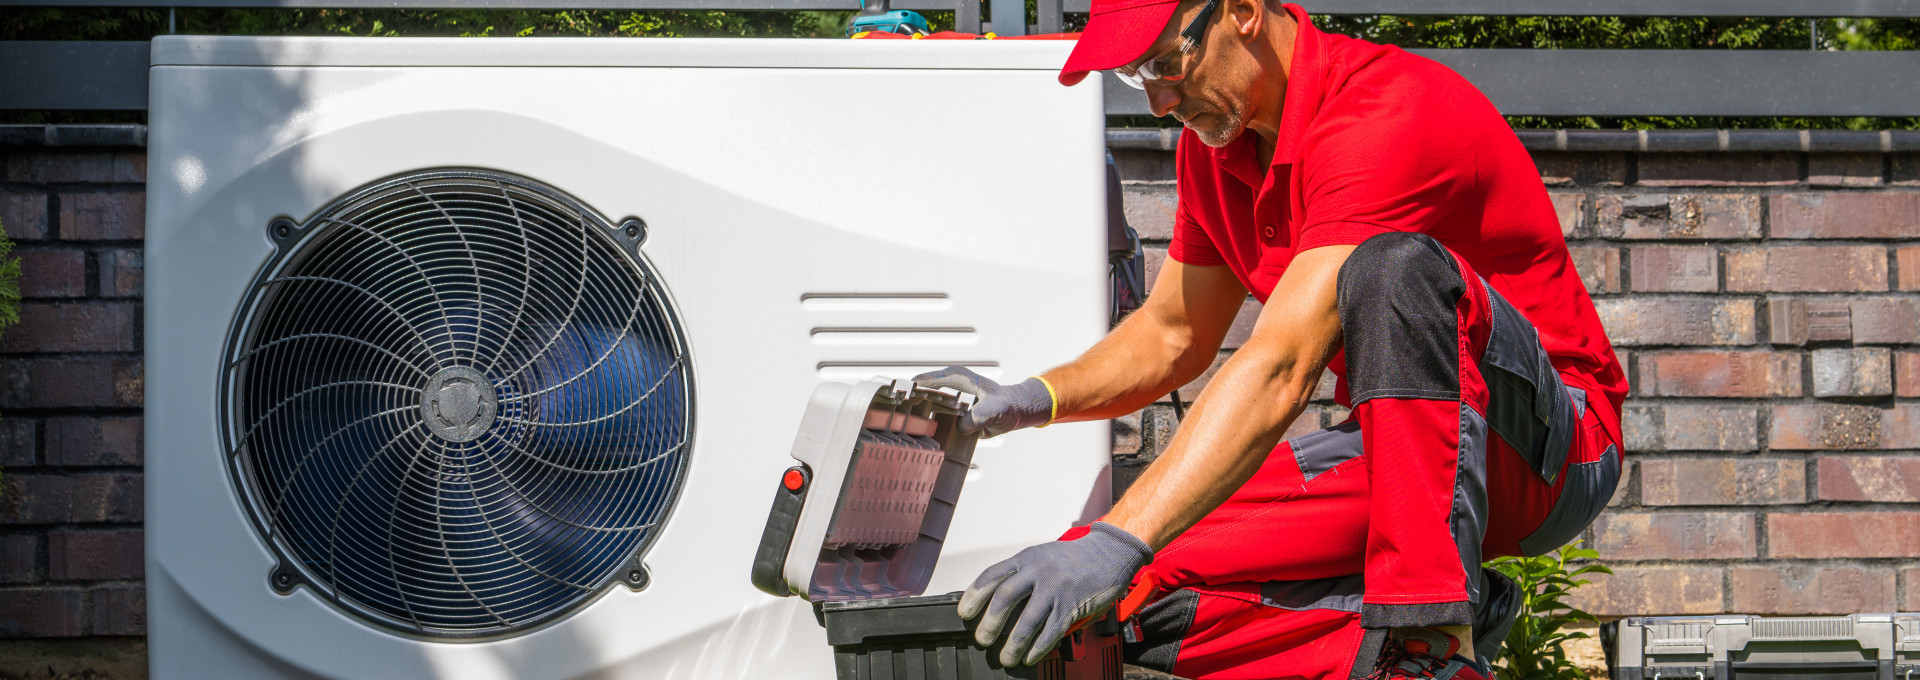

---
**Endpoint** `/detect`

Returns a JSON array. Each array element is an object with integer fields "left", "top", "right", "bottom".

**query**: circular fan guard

[{"left": 222, "top": 169, "right": 693, "bottom": 639}]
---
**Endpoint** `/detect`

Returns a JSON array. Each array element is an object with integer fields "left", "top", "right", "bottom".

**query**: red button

[
  {"left": 782, "top": 469, "right": 805, "bottom": 491},
  {"left": 1262, "top": 225, "right": 1276, "bottom": 239}
]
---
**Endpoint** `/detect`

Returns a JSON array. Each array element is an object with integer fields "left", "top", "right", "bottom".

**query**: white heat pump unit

[{"left": 145, "top": 36, "right": 1111, "bottom": 679}]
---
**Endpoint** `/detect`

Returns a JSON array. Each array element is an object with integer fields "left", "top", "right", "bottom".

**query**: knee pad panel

[{"left": 1335, "top": 233, "right": 1466, "bottom": 404}]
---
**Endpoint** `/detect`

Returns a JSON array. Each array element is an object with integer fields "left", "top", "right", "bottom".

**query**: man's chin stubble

[{"left": 1187, "top": 112, "right": 1247, "bottom": 148}]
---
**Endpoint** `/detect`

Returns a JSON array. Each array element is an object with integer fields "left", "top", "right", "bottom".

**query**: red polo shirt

[{"left": 1170, "top": 4, "right": 1625, "bottom": 417}]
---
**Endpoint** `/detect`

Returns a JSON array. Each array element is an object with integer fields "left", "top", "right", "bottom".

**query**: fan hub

[{"left": 422, "top": 366, "right": 497, "bottom": 443}]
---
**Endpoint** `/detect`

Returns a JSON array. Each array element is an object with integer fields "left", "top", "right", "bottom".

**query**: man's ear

[{"left": 1228, "top": 0, "right": 1265, "bottom": 41}]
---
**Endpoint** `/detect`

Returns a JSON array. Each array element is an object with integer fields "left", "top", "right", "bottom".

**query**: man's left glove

[
  {"left": 958, "top": 521, "right": 1153, "bottom": 667},
  {"left": 911, "top": 366, "right": 1054, "bottom": 438}
]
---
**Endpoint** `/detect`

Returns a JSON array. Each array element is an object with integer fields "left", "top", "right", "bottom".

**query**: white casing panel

[{"left": 146, "top": 36, "right": 1111, "bottom": 680}]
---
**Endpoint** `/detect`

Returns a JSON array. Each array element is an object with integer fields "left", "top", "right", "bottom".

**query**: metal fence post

[
  {"left": 955, "top": 0, "right": 982, "bottom": 34},
  {"left": 989, "top": 0, "right": 1024, "bottom": 35},
  {"left": 1037, "top": 0, "right": 1063, "bottom": 34}
]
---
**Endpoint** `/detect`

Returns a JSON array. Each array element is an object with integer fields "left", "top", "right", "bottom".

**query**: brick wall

[
  {"left": 1111, "top": 146, "right": 1920, "bottom": 619},
  {"left": 0, "top": 135, "right": 1915, "bottom": 674},
  {"left": 0, "top": 147, "right": 148, "bottom": 671}
]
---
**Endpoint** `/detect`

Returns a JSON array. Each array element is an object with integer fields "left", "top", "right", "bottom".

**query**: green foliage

[
  {"left": 0, "top": 226, "right": 17, "bottom": 337},
  {"left": 0, "top": 219, "right": 17, "bottom": 467},
  {"left": 2, "top": 7, "right": 852, "bottom": 40},
  {"left": 1318, "top": 15, "right": 1920, "bottom": 52},
  {"left": 1488, "top": 542, "right": 1611, "bottom": 680},
  {"left": 1, "top": 5, "right": 855, "bottom": 123},
  {"left": 1, "top": 6, "right": 168, "bottom": 40}
]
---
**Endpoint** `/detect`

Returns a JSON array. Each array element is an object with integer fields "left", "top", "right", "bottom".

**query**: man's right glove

[
  {"left": 912, "top": 366, "right": 1055, "bottom": 438},
  {"left": 958, "top": 521, "right": 1154, "bottom": 667}
]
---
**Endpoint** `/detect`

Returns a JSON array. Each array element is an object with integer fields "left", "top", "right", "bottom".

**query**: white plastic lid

[{"left": 776, "top": 379, "right": 979, "bottom": 602}]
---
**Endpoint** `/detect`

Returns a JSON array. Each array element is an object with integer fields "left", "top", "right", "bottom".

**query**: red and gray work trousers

[{"left": 1072, "top": 233, "right": 1623, "bottom": 680}]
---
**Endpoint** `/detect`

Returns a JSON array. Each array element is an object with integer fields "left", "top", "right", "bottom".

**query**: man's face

[{"left": 1136, "top": 0, "right": 1263, "bottom": 147}]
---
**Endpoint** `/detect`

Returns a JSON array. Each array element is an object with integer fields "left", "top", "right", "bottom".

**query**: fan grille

[{"left": 223, "top": 170, "right": 692, "bottom": 638}]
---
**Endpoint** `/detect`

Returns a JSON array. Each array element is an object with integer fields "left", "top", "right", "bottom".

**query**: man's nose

[{"left": 1145, "top": 82, "right": 1182, "bottom": 118}]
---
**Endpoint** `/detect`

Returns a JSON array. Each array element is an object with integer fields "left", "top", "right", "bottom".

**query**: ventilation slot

[
  {"left": 1755, "top": 617, "right": 1854, "bottom": 640},
  {"left": 801, "top": 293, "right": 951, "bottom": 313},
  {"left": 810, "top": 327, "right": 977, "bottom": 347},
  {"left": 816, "top": 362, "right": 999, "bottom": 382}
]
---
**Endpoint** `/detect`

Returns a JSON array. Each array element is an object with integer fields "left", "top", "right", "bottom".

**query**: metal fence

[{"left": 4, "top": 0, "right": 1920, "bottom": 116}]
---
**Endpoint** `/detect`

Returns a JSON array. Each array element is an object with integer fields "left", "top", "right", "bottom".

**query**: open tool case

[{"left": 752, "top": 379, "right": 1122, "bottom": 680}]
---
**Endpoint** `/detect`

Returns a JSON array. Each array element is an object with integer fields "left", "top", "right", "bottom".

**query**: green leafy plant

[
  {"left": 0, "top": 225, "right": 15, "bottom": 341},
  {"left": 0, "top": 221, "right": 16, "bottom": 490},
  {"left": 1489, "top": 541, "right": 1612, "bottom": 680}
]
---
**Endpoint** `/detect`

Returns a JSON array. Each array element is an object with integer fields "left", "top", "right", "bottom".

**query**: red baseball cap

[{"left": 1058, "top": 0, "right": 1181, "bottom": 86}]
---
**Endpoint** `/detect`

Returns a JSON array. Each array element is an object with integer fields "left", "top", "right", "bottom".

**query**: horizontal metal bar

[
  {"left": 5, "top": 123, "right": 1918, "bottom": 152},
  {"left": 0, "top": 42, "right": 149, "bottom": 111},
  {"left": 1507, "top": 128, "right": 1920, "bottom": 152},
  {"left": 11, "top": 42, "right": 1920, "bottom": 117},
  {"left": 1105, "top": 49, "right": 1920, "bottom": 117},
  {"left": 1063, "top": 0, "right": 1920, "bottom": 16},
  {"left": 1434, "top": 49, "right": 1920, "bottom": 116},
  {"left": 1108, "top": 127, "right": 1920, "bottom": 152},
  {"left": 0, "top": 124, "right": 149, "bottom": 147}
]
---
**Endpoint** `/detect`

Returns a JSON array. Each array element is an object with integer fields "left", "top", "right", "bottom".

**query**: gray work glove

[
  {"left": 958, "top": 521, "right": 1153, "bottom": 667},
  {"left": 912, "top": 366, "right": 1054, "bottom": 438}
]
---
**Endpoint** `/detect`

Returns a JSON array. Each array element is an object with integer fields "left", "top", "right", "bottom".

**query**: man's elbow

[
  {"left": 1169, "top": 346, "right": 1217, "bottom": 387},
  {"left": 1143, "top": 313, "right": 1216, "bottom": 387},
  {"left": 1223, "top": 342, "right": 1322, "bottom": 415}
]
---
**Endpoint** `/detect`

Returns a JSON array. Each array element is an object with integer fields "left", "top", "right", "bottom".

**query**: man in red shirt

[{"left": 916, "top": 0, "right": 1625, "bottom": 677}]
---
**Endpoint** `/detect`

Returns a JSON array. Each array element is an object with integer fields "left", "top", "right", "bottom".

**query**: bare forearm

[
  {"left": 1099, "top": 244, "right": 1353, "bottom": 550},
  {"left": 1038, "top": 260, "right": 1247, "bottom": 424},
  {"left": 1041, "top": 304, "right": 1216, "bottom": 423},
  {"left": 1103, "top": 345, "right": 1326, "bottom": 548}
]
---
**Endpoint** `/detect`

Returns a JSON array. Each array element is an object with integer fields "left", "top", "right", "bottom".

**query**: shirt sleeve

[
  {"left": 1294, "top": 97, "right": 1471, "bottom": 253},
  {"left": 1168, "top": 208, "right": 1225, "bottom": 266},
  {"left": 1166, "top": 132, "right": 1228, "bottom": 266}
]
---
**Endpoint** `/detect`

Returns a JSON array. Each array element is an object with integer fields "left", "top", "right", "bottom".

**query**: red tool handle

[
  {"left": 1063, "top": 567, "right": 1159, "bottom": 637},
  {"left": 1113, "top": 569, "right": 1160, "bottom": 623}
]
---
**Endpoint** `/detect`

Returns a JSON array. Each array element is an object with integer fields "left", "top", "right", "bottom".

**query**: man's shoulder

[
  {"left": 1301, "top": 46, "right": 1511, "bottom": 167},
  {"left": 1320, "top": 31, "right": 1476, "bottom": 99}
]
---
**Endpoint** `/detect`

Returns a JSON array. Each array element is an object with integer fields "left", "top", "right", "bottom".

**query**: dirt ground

[{"left": 1564, "top": 625, "right": 1611, "bottom": 679}]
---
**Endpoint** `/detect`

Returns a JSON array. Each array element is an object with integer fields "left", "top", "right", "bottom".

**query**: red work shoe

[{"left": 1364, "top": 628, "right": 1489, "bottom": 680}]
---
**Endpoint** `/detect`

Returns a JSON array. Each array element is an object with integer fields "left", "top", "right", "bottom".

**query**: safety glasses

[{"left": 1113, "top": 0, "right": 1219, "bottom": 90}]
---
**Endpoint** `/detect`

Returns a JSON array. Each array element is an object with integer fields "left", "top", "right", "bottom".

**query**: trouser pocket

[{"left": 1481, "top": 285, "right": 1581, "bottom": 486}]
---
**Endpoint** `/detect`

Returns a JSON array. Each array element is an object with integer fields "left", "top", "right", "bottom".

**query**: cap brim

[{"left": 1057, "top": 0, "right": 1179, "bottom": 86}]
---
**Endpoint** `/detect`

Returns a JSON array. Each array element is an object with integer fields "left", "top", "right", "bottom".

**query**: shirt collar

[
  {"left": 1203, "top": 3, "right": 1325, "bottom": 171},
  {"left": 1270, "top": 3, "right": 1325, "bottom": 165}
]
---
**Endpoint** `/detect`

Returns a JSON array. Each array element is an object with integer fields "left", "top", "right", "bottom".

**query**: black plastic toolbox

[
  {"left": 822, "top": 592, "right": 1124, "bottom": 680},
  {"left": 752, "top": 379, "right": 1123, "bottom": 680},
  {"left": 1606, "top": 613, "right": 1920, "bottom": 680}
]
